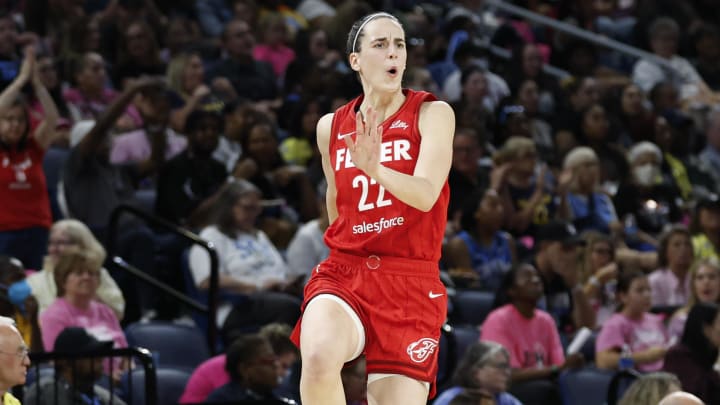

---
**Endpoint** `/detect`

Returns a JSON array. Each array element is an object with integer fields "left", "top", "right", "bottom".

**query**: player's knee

[{"left": 301, "top": 347, "right": 344, "bottom": 381}]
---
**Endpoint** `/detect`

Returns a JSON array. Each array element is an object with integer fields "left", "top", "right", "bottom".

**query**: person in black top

[
  {"left": 206, "top": 334, "right": 295, "bottom": 403},
  {"left": 155, "top": 107, "right": 227, "bottom": 225}
]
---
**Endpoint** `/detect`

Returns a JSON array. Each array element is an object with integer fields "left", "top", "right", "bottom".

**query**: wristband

[{"left": 588, "top": 276, "right": 601, "bottom": 288}]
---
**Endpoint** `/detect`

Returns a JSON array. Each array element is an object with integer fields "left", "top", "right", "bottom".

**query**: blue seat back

[
  {"left": 122, "top": 367, "right": 192, "bottom": 405},
  {"left": 451, "top": 290, "right": 495, "bottom": 326},
  {"left": 559, "top": 367, "right": 614, "bottom": 405},
  {"left": 125, "top": 321, "right": 210, "bottom": 370}
]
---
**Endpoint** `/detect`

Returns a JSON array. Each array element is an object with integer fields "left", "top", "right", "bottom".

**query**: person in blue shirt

[
  {"left": 434, "top": 341, "right": 522, "bottom": 405},
  {"left": 444, "top": 186, "right": 516, "bottom": 291}
]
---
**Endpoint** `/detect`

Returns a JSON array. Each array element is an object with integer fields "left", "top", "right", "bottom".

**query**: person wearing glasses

[
  {"left": 0, "top": 317, "right": 28, "bottom": 405},
  {"left": 434, "top": 341, "right": 521, "bottom": 405}
]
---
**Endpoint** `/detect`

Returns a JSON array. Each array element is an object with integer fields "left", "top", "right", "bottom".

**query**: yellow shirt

[
  {"left": 693, "top": 234, "right": 720, "bottom": 262},
  {"left": 2, "top": 392, "right": 21, "bottom": 405}
]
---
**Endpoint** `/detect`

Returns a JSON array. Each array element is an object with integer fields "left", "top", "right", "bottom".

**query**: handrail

[
  {"left": 21, "top": 347, "right": 157, "bottom": 405},
  {"left": 109, "top": 257, "right": 208, "bottom": 313},
  {"left": 484, "top": 0, "right": 678, "bottom": 73},
  {"left": 106, "top": 204, "right": 219, "bottom": 355}
]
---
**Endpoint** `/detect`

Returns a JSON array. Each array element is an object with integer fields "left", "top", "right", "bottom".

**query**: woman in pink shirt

[
  {"left": 596, "top": 271, "right": 669, "bottom": 372},
  {"left": 39, "top": 249, "right": 128, "bottom": 376},
  {"left": 648, "top": 226, "right": 694, "bottom": 307},
  {"left": 481, "top": 263, "right": 583, "bottom": 405},
  {"left": 252, "top": 12, "right": 296, "bottom": 80}
]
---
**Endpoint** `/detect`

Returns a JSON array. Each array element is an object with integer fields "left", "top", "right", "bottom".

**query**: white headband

[{"left": 351, "top": 12, "right": 398, "bottom": 53}]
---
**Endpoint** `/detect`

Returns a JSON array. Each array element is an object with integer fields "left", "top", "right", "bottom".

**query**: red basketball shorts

[{"left": 290, "top": 250, "right": 447, "bottom": 397}]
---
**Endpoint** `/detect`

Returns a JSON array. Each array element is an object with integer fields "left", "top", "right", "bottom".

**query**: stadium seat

[
  {"left": 125, "top": 321, "right": 210, "bottom": 370},
  {"left": 559, "top": 367, "right": 615, "bottom": 405},
  {"left": 122, "top": 367, "right": 192, "bottom": 405},
  {"left": 451, "top": 325, "right": 480, "bottom": 368},
  {"left": 450, "top": 290, "right": 495, "bottom": 326}
]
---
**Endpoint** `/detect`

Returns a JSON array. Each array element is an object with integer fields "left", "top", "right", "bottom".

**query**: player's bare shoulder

[
  {"left": 419, "top": 100, "right": 455, "bottom": 139},
  {"left": 316, "top": 112, "right": 335, "bottom": 150}
]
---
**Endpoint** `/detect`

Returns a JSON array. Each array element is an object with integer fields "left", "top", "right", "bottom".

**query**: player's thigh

[
  {"left": 300, "top": 294, "right": 364, "bottom": 365},
  {"left": 367, "top": 374, "right": 429, "bottom": 405}
]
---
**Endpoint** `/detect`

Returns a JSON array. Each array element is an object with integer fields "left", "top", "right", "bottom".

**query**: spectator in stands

[
  {"left": 492, "top": 137, "right": 556, "bottom": 239},
  {"left": 511, "top": 79, "right": 554, "bottom": 163},
  {"left": 0, "top": 13, "right": 22, "bottom": 91},
  {"left": 451, "top": 66, "right": 496, "bottom": 147},
  {"left": 279, "top": 95, "right": 329, "bottom": 171},
  {"left": 691, "top": 197, "right": 720, "bottom": 262},
  {"left": 283, "top": 27, "right": 348, "bottom": 96},
  {"left": 632, "top": 17, "right": 718, "bottom": 106},
  {"left": 648, "top": 225, "right": 694, "bottom": 307},
  {"left": 27, "top": 219, "right": 125, "bottom": 317},
  {"left": 618, "top": 372, "right": 680, "bottom": 405},
  {"left": 161, "top": 16, "right": 203, "bottom": 63},
  {"left": 580, "top": 232, "right": 620, "bottom": 328},
  {"left": 285, "top": 181, "right": 329, "bottom": 284},
  {"left": 653, "top": 113, "right": 711, "bottom": 202},
  {"left": 213, "top": 100, "right": 259, "bottom": 173},
  {"left": 0, "top": 45, "right": 60, "bottom": 270},
  {"left": 207, "top": 19, "right": 278, "bottom": 105},
  {"left": 112, "top": 21, "right": 166, "bottom": 89},
  {"left": 554, "top": 76, "right": 601, "bottom": 157},
  {"left": 442, "top": 40, "right": 509, "bottom": 108},
  {"left": 31, "top": 53, "right": 72, "bottom": 145},
  {"left": 39, "top": 250, "right": 128, "bottom": 356},
  {"left": 165, "top": 51, "right": 213, "bottom": 132},
  {"left": 253, "top": 12, "right": 296, "bottom": 80},
  {"left": 667, "top": 260, "right": 720, "bottom": 341},
  {"left": 690, "top": 24, "right": 720, "bottom": 91},
  {"left": 205, "top": 334, "right": 294, "bottom": 402},
  {"left": 64, "top": 52, "right": 123, "bottom": 123},
  {"left": 614, "top": 141, "right": 682, "bottom": 242},
  {"left": 60, "top": 82, "right": 157, "bottom": 322},
  {"left": 534, "top": 220, "right": 595, "bottom": 331},
  {"left": 663, "top": 302, "right": 720, "bottom": 404},
  {"left": 25, "top": 327, "right": 126, "bottom": 405},
  {"left": 447, "top": 127, "right": 490, "bottom": 220},
  {"left": 614, "top": 83, "right": 655, "bottom": 147},
  {"left": 0, "top": 317, "right": 30, "bottom": 405},
  {"left": 109, "top": 80, "right": 187, "bottom": 180},
  {"left": 578, "top": 103, "right": 628, "bottom": 186},
  {"left": 188, "top": 180, "right": 301, "bottom": 341},
  {"left": 596, "top": 271, "right": 669, "bottom": 372},
  {"left": 180, "top": 321, "right": 300, "bottom": 404},
  {"left": 233, "top": 115, "right": 319, "bottom": 244},
  {"left": 155, "top": 108, "right": 227, "bottom": 225},
  {"left": 443, "top": 186, "right": 516, "bottom": 291},
  {"left": 561, "top": 146, "right": 620, "bottom": 235},
  {"left": 508, "top": 42, "right": 560, "bottom": 116},
  {"left": 481, "top": 263, "right": 583, "bottom": 405},
  {"left": 0, "top": 255, "right": 41, "bottom": 351},
  {"left": 433, "top": 341, "right": 522, "bottom": 405}
]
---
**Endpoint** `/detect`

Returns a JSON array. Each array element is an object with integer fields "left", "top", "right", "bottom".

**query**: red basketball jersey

[{"left": 325, "top": 89, "right": 449, "bottom": 262}]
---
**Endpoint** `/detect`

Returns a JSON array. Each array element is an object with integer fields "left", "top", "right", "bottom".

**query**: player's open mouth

[{"left": 387, "top": 67, "right": 398, "bottom": 76}]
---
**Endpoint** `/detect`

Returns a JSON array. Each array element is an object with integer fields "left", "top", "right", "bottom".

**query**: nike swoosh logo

[
  {"left": 428, "top": 292, "right": 444, "bottom": 299},
  {"left": 338, "top": 131, "right": 355, "bottom": 139}
]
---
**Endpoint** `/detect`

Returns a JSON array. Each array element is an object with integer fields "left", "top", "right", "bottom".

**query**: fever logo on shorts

[{"left": 406, "top": 338, "right": 438, "bottom": 363}]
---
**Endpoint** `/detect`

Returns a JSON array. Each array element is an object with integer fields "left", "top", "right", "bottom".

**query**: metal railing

[
  {"left": 19, "top": 347, "right": 156, "bottom": 405},
  {"left": 485, "top": 0, "right": 678, "bottom": 74},
  {"left": 106, "top": 204, "right": 219, "bottom": 354}
]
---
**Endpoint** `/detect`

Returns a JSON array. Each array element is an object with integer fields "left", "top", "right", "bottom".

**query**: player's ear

[{"left": 348, "top": 52, "right": 360, "bottom": 72}]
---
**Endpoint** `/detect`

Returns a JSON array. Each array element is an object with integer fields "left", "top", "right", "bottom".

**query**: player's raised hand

[{"left": 344, "top": 106, "right": 382, "bottom": 178}]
